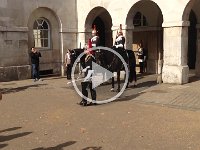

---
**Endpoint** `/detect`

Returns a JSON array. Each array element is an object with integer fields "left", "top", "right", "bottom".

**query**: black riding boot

[
  {"left": 88, "top": 82, "right": 97, "bottom": 105},
  {"left": 80, "top": 82, "right": 88, "bottom": 106}
]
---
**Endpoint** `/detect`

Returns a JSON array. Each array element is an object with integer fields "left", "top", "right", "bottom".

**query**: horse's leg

[
  {"left": 111, "top": 76, "right": 115, "bottom": 92},
  {"left": 126, "top": 70, "right": 129, "bottom": 88},
  {"left": 117, "top": 70, "right": 120, "bottom": 92},
  {"left": 133, "top": 67, "right": 137, "bottom": 86}
]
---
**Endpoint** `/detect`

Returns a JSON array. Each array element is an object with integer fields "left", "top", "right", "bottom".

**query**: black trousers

[
  {"left": 66, "top": 64, "right": 72, "bottom": 79},
  {"left": 81, "top": 81, "right": 96, "bottom": 102},
  {"left": 139, "top": 62, "right": 144, "bottom": 73},
  {"left": 32, "top": 64, "right": 40, "bottom": 79}
]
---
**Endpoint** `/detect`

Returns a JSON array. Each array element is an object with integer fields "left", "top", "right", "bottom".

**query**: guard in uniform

[
  {"left": 91, "top": 25, "right": 100, "bottom": 47},
  {"left": 114, "top": 24, "right": 125, "bottom": 51},
  {"left": 137, "top": 41, "right": 145, "bottom": 73},
  {"left": 114, "top": 24, "right": 128, "bottom": 65},
  {"left": 79, "top": 39, "right": 97, "bottom": 106}
]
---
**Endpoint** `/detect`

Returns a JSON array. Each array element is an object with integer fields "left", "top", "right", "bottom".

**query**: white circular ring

[{"left": 71, "top": 46, "right": 129, "bottom": 104}]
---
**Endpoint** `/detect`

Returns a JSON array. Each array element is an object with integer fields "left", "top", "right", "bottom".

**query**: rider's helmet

[
  {"left": 92, "top": 25, "right": 97, "bottom": 36},
  {"left": 118, "top": 24, "right": 123, "bottom": 36}
]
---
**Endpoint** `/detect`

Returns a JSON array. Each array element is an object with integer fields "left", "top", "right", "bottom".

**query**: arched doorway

[
  {"left": 188, "top": 10, "right": 197, "bottom": 69},
  {"left": 183, "top": 0, "right": 200, "bottom": 77},
  {"left": 28, "top": 7, "right": 60, "bottom": 76},
  {"left": 92, "top": 17, "right": 105, "bottom": 46},
  {"left": 85, "top": 7, "right": 112, "bottom": 47},
  {"left": 126, "top": 1, "right": 163, "bottom": 74}
]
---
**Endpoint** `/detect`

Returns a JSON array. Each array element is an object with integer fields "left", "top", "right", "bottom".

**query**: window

[
  {"left": 33, "top": 18, "right": 50, "bottom": 48},
  {"left": 133, "top": 12, "right": 148, "bottom": 27}
]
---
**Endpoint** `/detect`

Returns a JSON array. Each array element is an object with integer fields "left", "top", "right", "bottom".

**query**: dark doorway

[
  {"left": 92, "top": 17, "right": 105, "bottom": 46},
  {"left": 188, "top": 10, "right": 197, "bottom": 69}
]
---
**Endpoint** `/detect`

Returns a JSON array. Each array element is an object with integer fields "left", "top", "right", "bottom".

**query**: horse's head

[
  {"left": 95, "top": 50, "right": 106, "bottom": 67},
  {"left": 70, "top": 48, "right": 85, "bottom": 68}
]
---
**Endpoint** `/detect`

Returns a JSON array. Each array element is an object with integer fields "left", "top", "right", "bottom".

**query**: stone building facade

[{"left": 0, "top": 0, "right": 199, "bottom": 84}]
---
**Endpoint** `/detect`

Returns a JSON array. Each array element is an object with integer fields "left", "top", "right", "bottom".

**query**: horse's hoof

[
  {"left": 134, "top": 82, "right": 137, "bottom": 87},
  {"left": 110, "top": 88, "right": 114, "bottom": 92}
]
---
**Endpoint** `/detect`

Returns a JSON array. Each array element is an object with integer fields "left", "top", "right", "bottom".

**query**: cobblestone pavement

[
  {"left": 132, "top": 74, "right": 200, "bottom": 111},
  {"left": 1, "top": 74, "right": 200, "bottom": 150}
]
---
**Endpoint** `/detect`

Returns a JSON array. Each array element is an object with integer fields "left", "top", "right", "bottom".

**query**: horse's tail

[{"left": 127, "top": 50, "right": 137, "bottom": 83}]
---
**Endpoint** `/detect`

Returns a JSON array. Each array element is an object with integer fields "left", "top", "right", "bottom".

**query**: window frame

[
  {"left": 133, "top": 12, "right": 148, "bottom": 27},
  {"left": 33, "top": 18, "right": 51, "bottom": 49}
]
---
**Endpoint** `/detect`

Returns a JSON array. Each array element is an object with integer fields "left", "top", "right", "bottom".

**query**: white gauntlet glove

[{"left": 82, "top": 66, "right": 90, "bottom": 72}]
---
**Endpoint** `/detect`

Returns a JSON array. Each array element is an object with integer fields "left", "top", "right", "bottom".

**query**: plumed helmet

[
  {"left": 118, "top": 24, "right": 123, "bottom": 35},
  {"left": 92, "top": 25, "right": 97, "bottom": 35}
]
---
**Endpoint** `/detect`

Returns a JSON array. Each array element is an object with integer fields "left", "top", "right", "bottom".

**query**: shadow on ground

[
  {"left": 0, "top": 127, "right": 22, "bottom": 133},
  {"left": 32, "top": 141, "right": 76, "bottom": 150},
  {"left": 0, "top": 127, "right": 32, "bottom": 149},
  {"left": 1, "top": 84, "right": 47, "bottom": 94},
  {"left": 0, "top": 132, "right": 32, "bottom": 143},
  {"left": 189, "top": 75, "right": 200, "bottom": 83},
  {"left": 114, "top": 80, "right": 157, "bottom": 102},
  {"left": 0, "top": 143, "right": 8, "bottom": 149},
  {"left": 82, "top": 146, "right": 102, "bottom": 150}
]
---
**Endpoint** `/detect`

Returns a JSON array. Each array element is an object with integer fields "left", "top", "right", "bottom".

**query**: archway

[
  {"left": 92, "top": 17, "right": 106, "bottom": 46},
  {"left": 28, "top": 7, "right": 61, "bottom": 76},
  {"left": 183, "top": 0, "right": 200, "bottom": 77},
  {"left": 85, "top": 7, "right": 112, "bottom": 47},
  {"left": 126, "top": 0, "right": 163, "bottom": 74},
  {"left": 188, "top": 10, "right": 197, "bottom": 69}
]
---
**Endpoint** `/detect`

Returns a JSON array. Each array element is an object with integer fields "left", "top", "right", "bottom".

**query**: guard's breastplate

[
  {"left": 91, "top": 36, "right": 99, "bottom": 47},
  {"left": 115, "top": 35, "right": 125, "bottom": 48}
]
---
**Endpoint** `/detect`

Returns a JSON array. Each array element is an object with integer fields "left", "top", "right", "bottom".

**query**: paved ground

[{"left": 1, "top": 74, "right": 200, "bottom": 150}]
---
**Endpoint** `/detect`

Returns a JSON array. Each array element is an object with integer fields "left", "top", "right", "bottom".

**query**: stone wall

[{"left": 1, "top": 0, "right": 200, "bottom": 84}]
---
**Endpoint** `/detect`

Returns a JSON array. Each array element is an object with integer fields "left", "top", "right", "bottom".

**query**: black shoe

[
  {"left": 87, "top": 102, "right": 93, "bottom": 106},
  {"left": 88, "top": 101, "right": 97, "bottom": 106},
  {"left": 79, "top": 100, "right": 87, "bottom": 106},
  {"left": 79, "top": 101, "right": 84, "bottom": 105},
  {"left": 82, "top": 102, "right": 87, "bottom": 106}
]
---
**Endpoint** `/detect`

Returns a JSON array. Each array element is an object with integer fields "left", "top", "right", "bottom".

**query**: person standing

[
  {"left": 137, "top": 41, "right": 145, "bottom": 73},
  {"left": 30, "top": 47, "right": 42, "bottom": 82},
  {"left": 65, "top": 49, "right": 72, "bottom": 80},
  {"left": 79, "top": 39, "right": 96, "bottom": 106}
]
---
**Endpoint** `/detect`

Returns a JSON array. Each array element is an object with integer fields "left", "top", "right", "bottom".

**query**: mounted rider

[
  {"left": 91, "top": 25, "right": 100, "bottom": 48},
  {"left": 114, "top": 24, "right": 128, "bottom": 65},
  {"left": 114, "top": 24, "right": 125, "bottom": 51}
]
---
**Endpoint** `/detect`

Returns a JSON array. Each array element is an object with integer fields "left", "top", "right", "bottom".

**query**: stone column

[
  {"left": 111, "top": 25, "right": 119, "bottom": 46},
  {"left": 195, "top": 24, "right": 200, "bottom": 76},
  {"left": 162, "top": 21, "right": 190, "bottom": 84},
  {"left": 125, "top": 25, "right": 134, "bottom": 50},
  {"left": 59, "top": 27, "right": 65, "bottom": 76},
  {"left": 77, "top": 27, "right": 86, "bottom": 49}
]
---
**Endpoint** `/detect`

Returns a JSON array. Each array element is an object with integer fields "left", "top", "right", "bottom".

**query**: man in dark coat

[{"left": 30, "top": 47, "right": 42, "bottom": 82}]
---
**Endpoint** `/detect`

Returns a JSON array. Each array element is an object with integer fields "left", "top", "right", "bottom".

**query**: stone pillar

[
  {"left": 162, "top": 21, "right": 190, "bottom": 84},
  {"left": 111, "top": 25, "right": 119, "bottom": 46},
  {"left": 77, "top": 28, "right": 86, "bottom": 49},
  {"left": 195, "top": 24, "right": 200, "bottom": 76},
  {"left": 59, "top": 27, "right": 65, "bottom": 76},
  {"left": 125, "top": 25, "right": 134, "bottom": 50}
]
